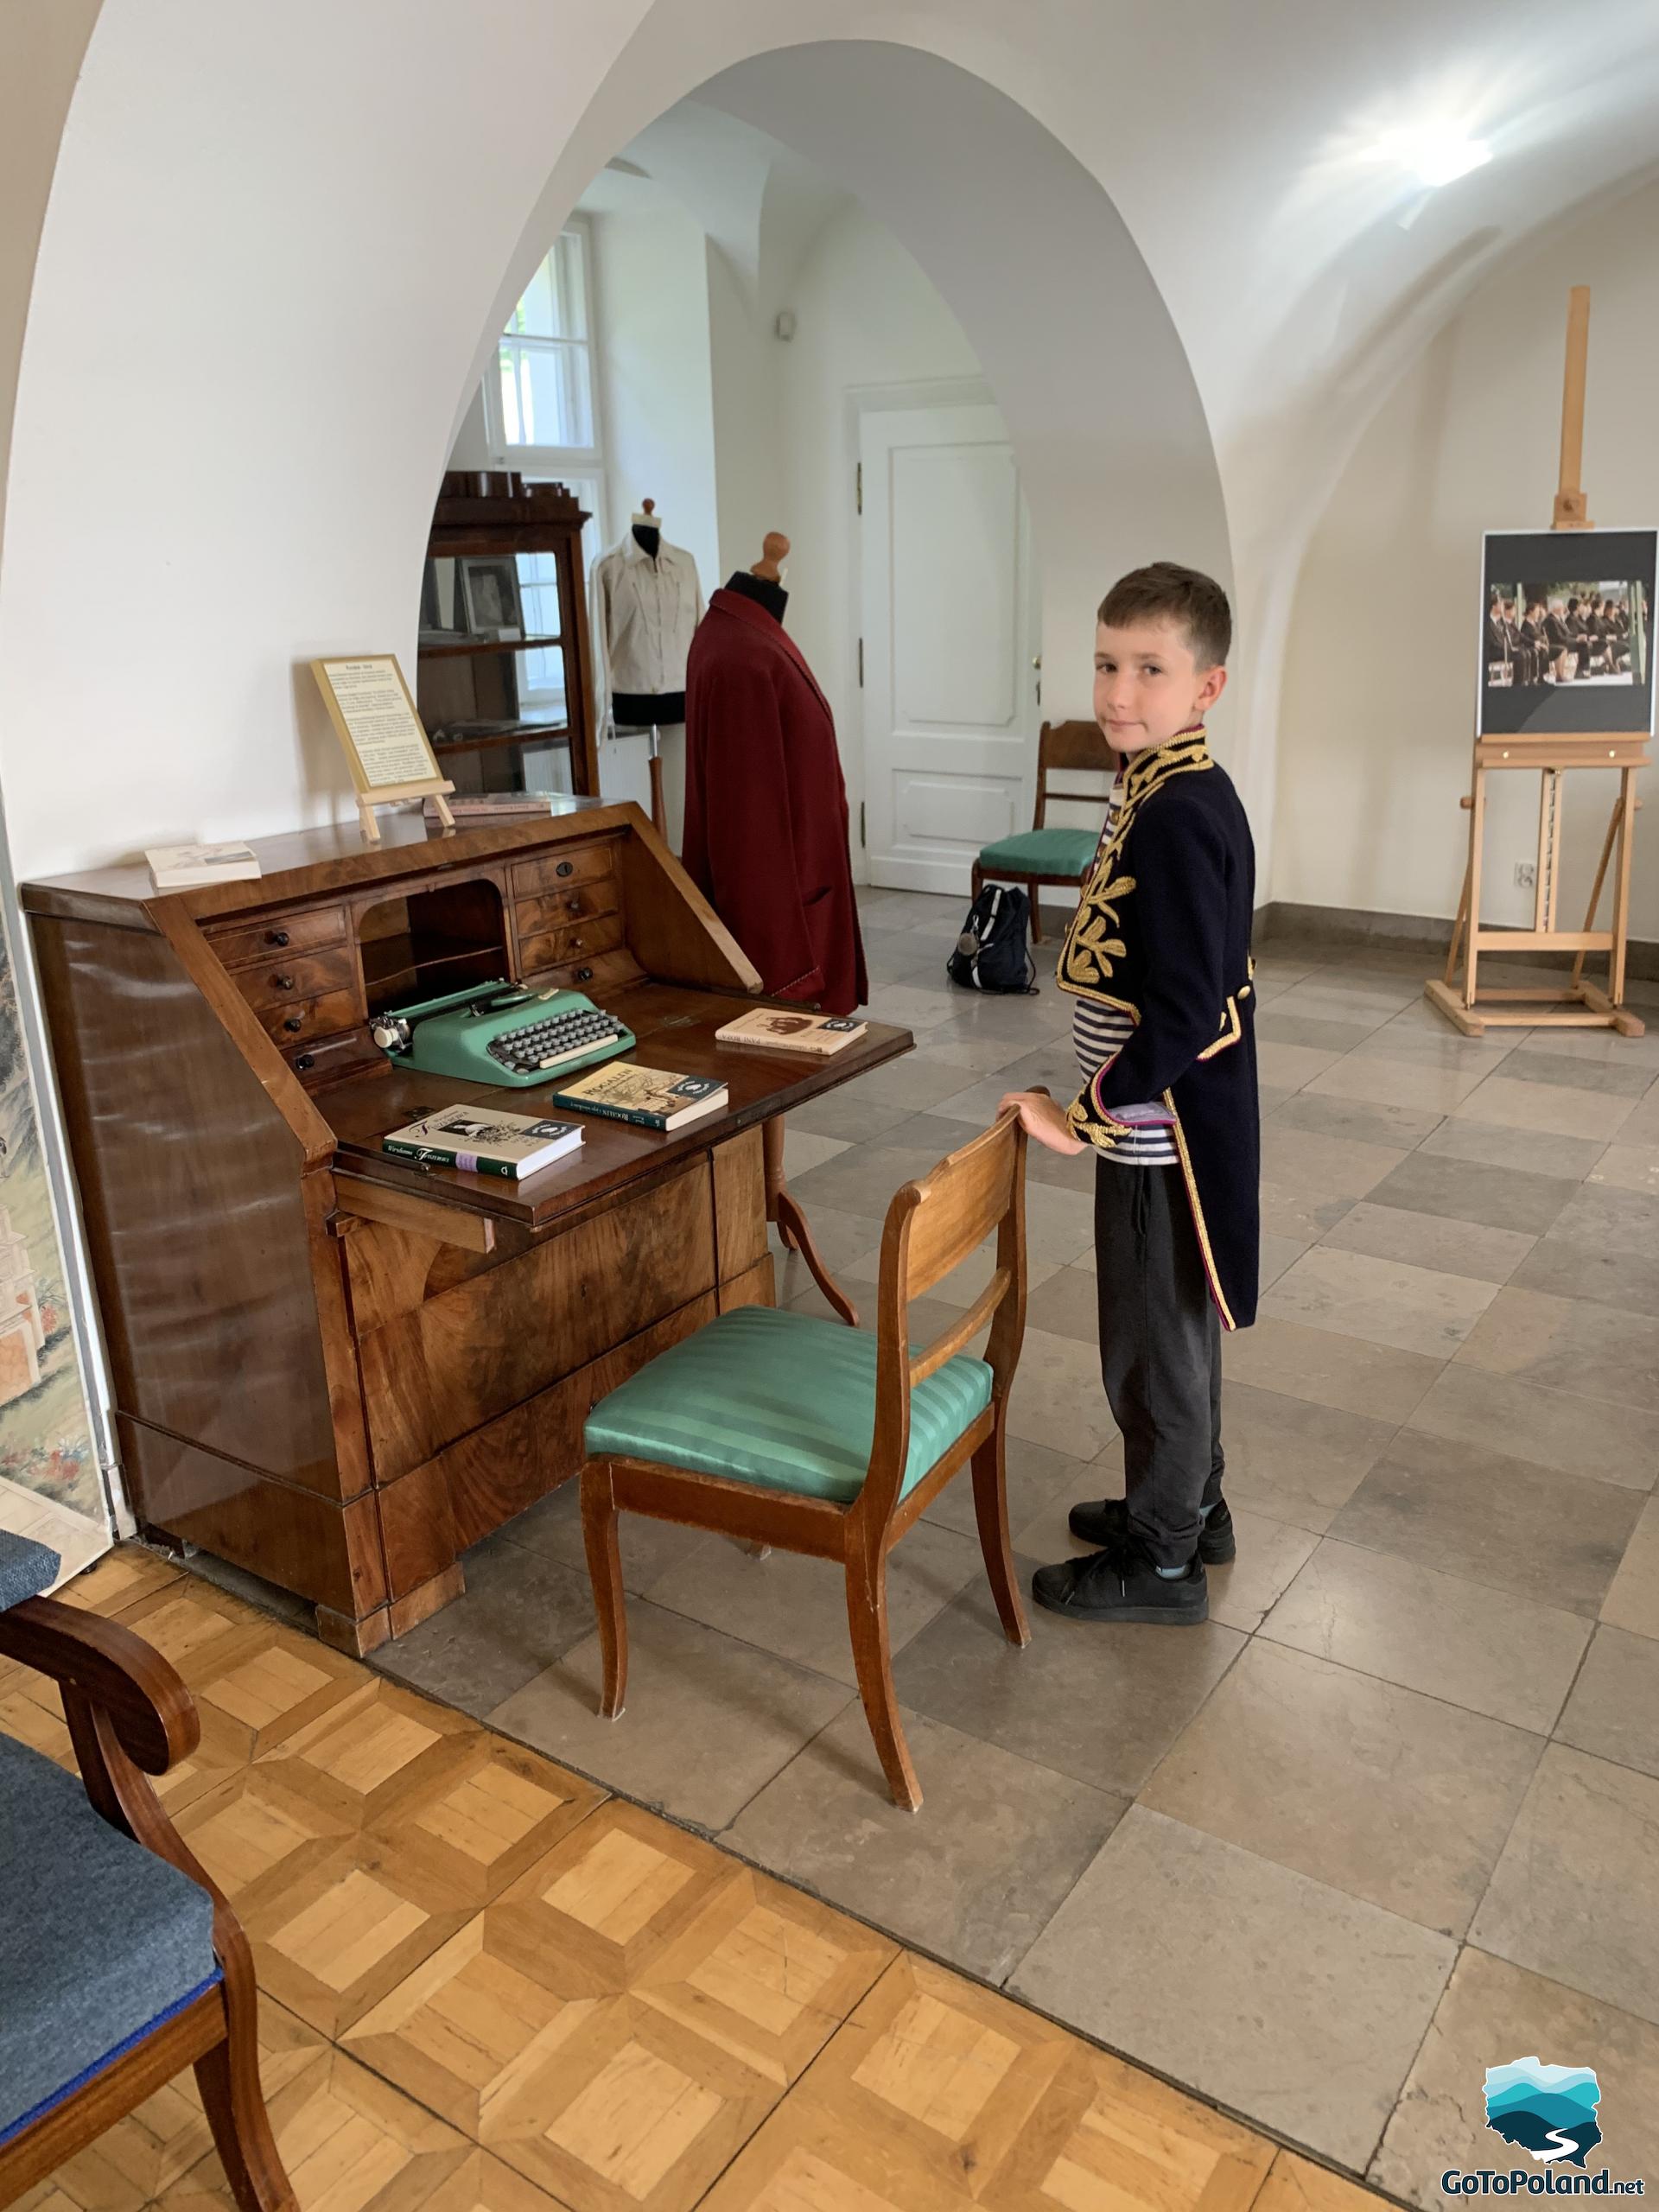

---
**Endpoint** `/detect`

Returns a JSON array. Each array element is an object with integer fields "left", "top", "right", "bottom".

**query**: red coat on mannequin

[{"left": 681, "top": 586, "right": 868, "bottom": 1016}]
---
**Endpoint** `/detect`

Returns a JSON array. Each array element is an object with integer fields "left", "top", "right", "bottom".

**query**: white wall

[
  {"left": 1275, "top": 175, "right": 1659, "bottom": 942},
  {"left": 448, "top": 386, "right": 490, "bottom": 471},
  {"left": 576, "top": 177, "right": 1014, "bottom": 870},
  {"left": 583, "top": 187, "right": 722, "bottom": 831},
  {"left": 772, "top": 200, "right": 989, "bottom": 875}
]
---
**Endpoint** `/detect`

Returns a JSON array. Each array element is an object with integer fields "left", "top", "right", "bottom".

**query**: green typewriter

[{"left": 369, "top": 981, "right": 635, "bottom": 1088}]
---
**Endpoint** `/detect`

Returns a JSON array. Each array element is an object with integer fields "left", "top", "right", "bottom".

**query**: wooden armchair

[
  {"left": 972, "top": 718, "right": 1117, "bottom": 942},
  {"left": 580, "top": 1112, "right": 1031, "bottom": 1811},
  {"left": 0, "top": 1535, "right": 294, "bottom": 2212}
]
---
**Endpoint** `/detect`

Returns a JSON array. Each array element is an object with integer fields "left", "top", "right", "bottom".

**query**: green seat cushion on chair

[
  {"left": 583, "top": 1306, "right": 993, "bottom": 1506},
  {"left": 976, "top": 827, "right": 1099, "bottom": 879}
]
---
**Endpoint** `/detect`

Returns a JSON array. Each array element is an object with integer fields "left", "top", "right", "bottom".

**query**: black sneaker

[
  {"left": 1067, "top": 1494, "right": 1236, "bottom": 1563},
  {"left": 1031, "top": 1539, "right": 1208, "bottom": 1625}
]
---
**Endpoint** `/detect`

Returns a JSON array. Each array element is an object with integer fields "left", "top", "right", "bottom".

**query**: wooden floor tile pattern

[{"left": 19, "top": 1552, "right": 1392, "bottom": 2212}]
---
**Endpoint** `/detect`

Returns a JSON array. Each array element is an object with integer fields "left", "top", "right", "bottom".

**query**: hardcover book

[
  {"left": 715, "top": 1008, "right": 868, "bottom": 1056},
  {"left": 543, "top": 1061, "right": 728, "bottom": 1131},
  {"left": 146, "top": 841, "right": 262, "bottom": 888},
  {"left": 380, "top": 1104, "right": 584, "bottom": 1179},
  {"left": 422, "top": 791, "right": 558, "bottom": 822}
]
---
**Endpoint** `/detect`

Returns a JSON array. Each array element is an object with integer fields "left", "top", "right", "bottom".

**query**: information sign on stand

[{"left": 310, "top": 654, "right": 455, "bottom": 843}]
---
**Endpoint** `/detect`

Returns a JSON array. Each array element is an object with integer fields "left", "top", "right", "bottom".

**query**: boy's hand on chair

[{"left": 997, "top": 1090, "right": 1086, "bottom": 1156}]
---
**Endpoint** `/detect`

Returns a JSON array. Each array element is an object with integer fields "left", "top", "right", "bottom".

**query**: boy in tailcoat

[{"left": 1000, "top": 564, "right": 1258, "bottom": 1624}]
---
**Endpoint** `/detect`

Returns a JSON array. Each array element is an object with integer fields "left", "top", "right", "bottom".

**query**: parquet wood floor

[{"left": 15, "top": 1551, "right": 1397, "bottom": 2212}]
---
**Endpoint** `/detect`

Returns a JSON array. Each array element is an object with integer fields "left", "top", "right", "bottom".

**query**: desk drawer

[
  {"left": 512, "top": 841, "right": 620, "bottom": 899},
  {"left": 527, "top": 948, "right": 640, "bottom": 999},
  {"left": 516, "top": 875, "right": 620, "bottom": 935},
  {"left": 518, "top": 910, "right": 626, "bottom": 976},
  {"left": 285, "top": 1027, "right": 380, "bottom": 1085},
  {"left": 256, "top": 988, "right": 361, "bottom": 1047},
  {"left": 237, "top": 945, "right": 360, "bottom": 1013},
  {"left": 356, "top": 1157, "right": 718, "bottom": 1483},
  {"left": 210, "top": 905, "right": 348, "bottom": 970}
]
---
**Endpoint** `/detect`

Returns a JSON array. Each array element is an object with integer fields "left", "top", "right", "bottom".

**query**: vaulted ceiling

[{"left": 3, "top": 0, "right": 1656, "bottom": 868}]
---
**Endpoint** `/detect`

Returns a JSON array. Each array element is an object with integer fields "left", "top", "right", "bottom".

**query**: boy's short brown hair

[{"left": 1098, "top": 562, "right": 1231, "bottom": 670}]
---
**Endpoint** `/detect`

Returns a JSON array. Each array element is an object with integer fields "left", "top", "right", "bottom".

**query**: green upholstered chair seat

[
  {"left": 976, "top": 826, "right": 1099, "bottom": 878},
  {"left": 583, "top": 1306, "right": 992, "bottom": 1506}
]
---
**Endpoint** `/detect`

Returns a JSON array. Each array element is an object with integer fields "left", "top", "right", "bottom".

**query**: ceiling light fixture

[{"left": 1380, "top": 126, "right": 1492, "bottom": 189}]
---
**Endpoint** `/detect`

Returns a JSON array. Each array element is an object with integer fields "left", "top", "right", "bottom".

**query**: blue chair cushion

[
  {"left": 0, "top": 1531, "right": 60, "bottom": 1611},
  {"left": 584, "top": 1306, "right": 993, "bottom": 1506},
  {"left": 976, "top": 827, "right": 1100, "bottom": 879},
  {"left": 0, "top": 1732, "right": 220, "bottom": 2141}
]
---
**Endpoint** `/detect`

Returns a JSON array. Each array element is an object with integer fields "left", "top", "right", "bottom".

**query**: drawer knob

[
  {"left": 295, "top": 1053, "right": 315, "bottom": 1072},
  {"left": 575, "top": 965, "right": 594, "bottom": 982},
  {"left": 266, "top": 928, "right": 290, "bottom": 948},
  {"left": 567, "top": 895, "right": 582, "bottom": 913},
  {"left": 283, "top": 1014, "right": 304, "bottom": 1033},
  {"left": 556, "top": 861, "right": 575, "bottom": 878},
  {"left": 272, "top": 973, "right": 296, "bottom": 990}
]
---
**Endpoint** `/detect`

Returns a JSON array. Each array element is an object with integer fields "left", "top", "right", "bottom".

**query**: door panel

[{"left": 861, "top": 404, "right": 1038, "bottom": 892}]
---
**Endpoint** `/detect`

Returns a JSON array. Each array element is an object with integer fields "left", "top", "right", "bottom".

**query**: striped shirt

[{"left": 1072, "top": 782, "right": 1179, "bottom": 1166}]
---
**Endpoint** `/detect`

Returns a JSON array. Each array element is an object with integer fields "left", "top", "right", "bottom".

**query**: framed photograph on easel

[
  {"left": 1478, "top": 528, "right": 1656, "bottom": 738},
  {"left": 1427, "top": 289, "right": 1649, "bottom": 1042},
  {"left": 309, "top": 653, "right": 455, "bottom": 842}
]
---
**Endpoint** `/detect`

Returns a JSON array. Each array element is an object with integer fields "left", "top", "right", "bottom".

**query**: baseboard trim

[{"left": 1255, "top": 899, "right": 1659, "bottom": 982}]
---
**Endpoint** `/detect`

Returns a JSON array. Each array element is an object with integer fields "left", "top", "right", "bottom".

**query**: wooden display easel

[{"left": 1426, "top": 287, "right": 1648, "bottom": 1039}]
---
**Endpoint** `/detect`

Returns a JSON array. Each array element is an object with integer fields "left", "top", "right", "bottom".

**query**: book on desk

[{"left": 380, "top": 1104, "right": 583, "bottom": 1179}]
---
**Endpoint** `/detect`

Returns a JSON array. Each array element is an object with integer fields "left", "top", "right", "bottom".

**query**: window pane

[
  {"left": 508, "top": 231, "right": 588, "bottom": 343},
  {"left": 497, "top": 339, "right": 592, "bottom": 448}
]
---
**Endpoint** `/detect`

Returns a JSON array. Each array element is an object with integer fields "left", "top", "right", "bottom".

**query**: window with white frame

[
  {"left": 481, "top": 221, "right": 607, "bottom": 716},
  {"left": 497, "top": 229, "right": 593, "bottom": 447}
]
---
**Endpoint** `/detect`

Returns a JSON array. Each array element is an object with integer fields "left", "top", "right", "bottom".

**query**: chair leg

[
  {"left": 194, "top": 1959, "right": 296, "bottom": 2212},
  {"left": 1029, "top": 886, "right": 1044, "bottom": 944},
  {"left": 845, "top": 1550, "right": 922, "bottom": 1812},
  {"left": 972, "top": 1422, "right": 1030, "bottom": 1647},
  {"left": 582, "top": 1465, "right": 628, "bottom": 1719}
]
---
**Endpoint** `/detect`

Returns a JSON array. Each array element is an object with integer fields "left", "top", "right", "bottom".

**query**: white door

[{"left": 859, "top": 404, "right": 1039, "bottom": 892}]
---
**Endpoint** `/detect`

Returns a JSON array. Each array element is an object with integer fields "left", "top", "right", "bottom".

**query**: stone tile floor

[{"left": 369, "top": 890, "right": 1659, "bottom": 2193}]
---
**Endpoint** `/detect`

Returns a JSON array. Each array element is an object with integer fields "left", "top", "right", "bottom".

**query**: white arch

[
  {"left": 5, "top": 0, "right": 1659, "bottom": 881},
  {"left": 467, "top": 41, "right": 1231, "bottom": 793}
]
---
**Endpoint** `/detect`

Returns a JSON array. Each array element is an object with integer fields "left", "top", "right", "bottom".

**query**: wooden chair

[
  {"left": 0, "top": 1535, "right": 295, "bottom": 2212},
  {"left": 581, "top": 1113, "right": 1031, "bottom": 1811},
  {"left": 972, "top": 718, "right": 1117, "bottom": 942}
]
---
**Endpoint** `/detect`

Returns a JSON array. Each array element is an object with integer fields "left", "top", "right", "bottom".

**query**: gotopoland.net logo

[{"left": 1441, "top": 2058, "right": 1646, "bottom": 2196}]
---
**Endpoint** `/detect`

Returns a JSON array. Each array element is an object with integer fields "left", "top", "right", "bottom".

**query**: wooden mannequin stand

[{"left": 1426, "top": 287, "right": 1648, "bottom": 1039}]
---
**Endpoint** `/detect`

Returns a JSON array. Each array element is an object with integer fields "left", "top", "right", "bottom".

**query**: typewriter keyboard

[{"left": 486, "top": 1006, "right": 628, "bottom": 1076}]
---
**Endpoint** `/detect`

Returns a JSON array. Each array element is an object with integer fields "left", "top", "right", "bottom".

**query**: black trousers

[{"left": 1093, "top": 1161, "right": 1224, "bottom": 1567}]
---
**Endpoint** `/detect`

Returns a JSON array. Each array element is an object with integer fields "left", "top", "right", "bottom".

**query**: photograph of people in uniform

[{"left": 1479, "top": 529, "right": 1657, "bottom": 735}]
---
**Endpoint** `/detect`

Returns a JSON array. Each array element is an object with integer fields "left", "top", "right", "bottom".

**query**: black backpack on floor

[{"left": 947, "top": 884, "right": 1039, "bottom": 994}]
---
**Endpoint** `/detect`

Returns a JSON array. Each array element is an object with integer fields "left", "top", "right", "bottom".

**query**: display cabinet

[{"left": 416, "top": 471, "right": 601, "bottom": 798}]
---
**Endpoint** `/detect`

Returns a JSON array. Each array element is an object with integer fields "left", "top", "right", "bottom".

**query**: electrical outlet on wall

[{"left": 1515, "top": 861, "right": 1537, "bottom": 889}]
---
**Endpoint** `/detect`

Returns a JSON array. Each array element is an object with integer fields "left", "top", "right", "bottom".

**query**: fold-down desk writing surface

[{"left": 325, "top": 982, "right": 911, "bottom": 1233}]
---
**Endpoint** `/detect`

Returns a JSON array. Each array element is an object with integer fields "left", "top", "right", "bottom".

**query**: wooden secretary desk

[{"left": 22, "top": 804, "right": 908, "bottom": 1652}]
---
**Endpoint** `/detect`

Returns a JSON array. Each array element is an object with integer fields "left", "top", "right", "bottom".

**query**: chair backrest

[
  {"left": 1033, "top": 718, "right": 1116, "bottom": 830},
  {"left": 855, "top": 1113, "right": 1028, "bottom": 1532}
]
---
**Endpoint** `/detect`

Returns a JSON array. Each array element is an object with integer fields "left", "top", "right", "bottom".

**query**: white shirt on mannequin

[{"left": 588, "top": 531, "right": 704, "bottom": 733}]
